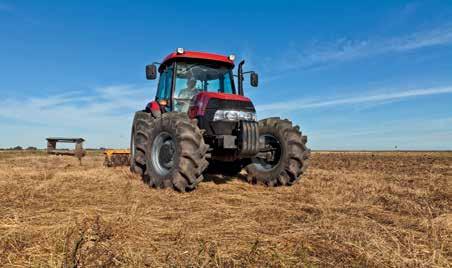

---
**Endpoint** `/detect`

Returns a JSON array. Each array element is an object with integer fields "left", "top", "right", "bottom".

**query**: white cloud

[
  {"left": 256, "top": 86, "right": 452, "bottom": 112},
  {"left": 1, "top": 83, "right": 450, "bottom": 150},
  {"left": 279, "top": 24, "right": 452, "bottom": 71},
  {"left": 309, "top": 116, "right": 452, "bottom": 150},
  {"left": 0, "top": 84, "right": 156, "bottom": 148}
]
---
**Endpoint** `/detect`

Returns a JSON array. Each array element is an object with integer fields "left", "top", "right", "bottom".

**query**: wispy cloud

[
  {"left": 256, "top": 86, "right": 452, "bottom": 112},
  {"left": 309, "top": 116, "right": 452, "bottom": 150},
  {"left": 278, "top": 24, "right": 452, "bottom": 72},
  {"left": 0, "top": 84, "right": 155, "bottom": 148}
]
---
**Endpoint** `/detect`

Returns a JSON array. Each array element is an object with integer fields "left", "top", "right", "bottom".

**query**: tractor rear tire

[
  {"left": 130, "top": 111, "right": 154, "bottom": 175},
  {"left": 143, "top": 112, "right": 209, "bottom": 192},
  {"left": 245, "top": 117, "right": 310, "bottom": 186}
]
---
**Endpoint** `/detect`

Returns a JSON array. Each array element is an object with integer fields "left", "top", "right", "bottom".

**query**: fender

[{"left": 145, "top": 101, "right": 162, "bottom": 118}]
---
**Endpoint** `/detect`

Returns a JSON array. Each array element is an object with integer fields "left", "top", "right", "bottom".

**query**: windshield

[{"left": 173, "top": 62, "right": 234, "bottom": 112}]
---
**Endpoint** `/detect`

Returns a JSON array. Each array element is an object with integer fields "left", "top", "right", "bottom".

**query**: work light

[{"left": 176, "top": 48, "right": 185, "bottom": 54}]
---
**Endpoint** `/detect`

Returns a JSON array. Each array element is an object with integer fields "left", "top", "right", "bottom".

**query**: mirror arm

[
  {"left": 237, "top": 60, "right": 245, "bottom": 96},
  {"left": 234, "top": 71, "right": 254, "bottom": 77}
]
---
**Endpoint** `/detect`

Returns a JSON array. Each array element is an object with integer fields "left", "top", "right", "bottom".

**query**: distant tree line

[{"left": 0, "top": 146, "right": 38, "bottom": 151}]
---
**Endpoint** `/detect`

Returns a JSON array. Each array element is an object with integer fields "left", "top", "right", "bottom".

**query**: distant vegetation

[{"left": 0, "top": 146, "right": 40, "bottom": 151}]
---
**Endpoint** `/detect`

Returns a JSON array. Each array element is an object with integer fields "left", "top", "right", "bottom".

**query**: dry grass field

[{"left": 0, "top": 150, "right": 451, "bottom": 267}]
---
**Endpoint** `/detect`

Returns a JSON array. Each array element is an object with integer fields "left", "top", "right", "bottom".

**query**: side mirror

[
  {"left": 250, "top": 72, "right": 258, "bottom": 87},
  {"left": 145, "top": 64, "right": 157, "bottom": 80}
]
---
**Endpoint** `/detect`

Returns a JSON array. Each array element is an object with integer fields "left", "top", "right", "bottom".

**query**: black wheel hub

[
  {"left": 253, "top": 134, "right": 282, "bottom": 171},
  {"left": 151, "top": 132, "right": 176, "bottom": 175},
  {"left": 158, "top": 142, "right": 175, "bottom": 169}
]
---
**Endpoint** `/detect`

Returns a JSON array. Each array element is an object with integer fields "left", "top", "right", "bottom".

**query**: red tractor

[{"left": 130, "top": 48, "right": 310, "bottom": 191}]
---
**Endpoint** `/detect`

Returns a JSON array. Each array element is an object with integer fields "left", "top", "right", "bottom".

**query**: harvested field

[{"left": 0, "top": 151, "right": 451, "bottom": 267}]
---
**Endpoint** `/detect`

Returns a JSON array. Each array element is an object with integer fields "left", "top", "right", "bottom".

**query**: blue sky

[{"left": 1, "top": 1, "right": 452, "bottom": 150}]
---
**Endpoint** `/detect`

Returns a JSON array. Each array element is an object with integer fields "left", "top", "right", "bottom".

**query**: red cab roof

[{"left": 161, "top": 50, "right": 234, "bottom": 69}]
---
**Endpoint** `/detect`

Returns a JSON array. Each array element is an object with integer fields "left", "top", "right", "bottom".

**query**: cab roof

[{"left": 160, "top": 50, "right": 234, "bottom": 71}]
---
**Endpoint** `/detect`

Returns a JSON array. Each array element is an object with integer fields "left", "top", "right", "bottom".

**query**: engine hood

[{"left": 193, "top": 91, "right": 254, "bottom": 111}]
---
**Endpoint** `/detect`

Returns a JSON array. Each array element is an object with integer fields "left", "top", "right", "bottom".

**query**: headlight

[{"left": 213, "top": 110, "right": 256, "bottom": 121}]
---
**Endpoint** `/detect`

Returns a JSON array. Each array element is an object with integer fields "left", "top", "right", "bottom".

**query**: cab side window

[{"left": 156, "top": 66, "right": 173, "bottom": 101}]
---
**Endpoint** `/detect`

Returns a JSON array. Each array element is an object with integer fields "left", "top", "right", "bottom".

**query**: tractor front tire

[
  {"left": 245, "top": 118, "right": 310, "bottom": 186},
  {"left": 143, "top": 112, "right": 209, "bottom": 192}
]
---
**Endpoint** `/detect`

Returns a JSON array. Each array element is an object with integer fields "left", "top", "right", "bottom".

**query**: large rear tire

[
  {"left": 245, "top": 117, "right": 310, "bottom": 186},
  {"left": 143, "top": 112, "right": 209, "bottom": 192},
  {"left": 130, "top": 111, "right": 154, "bottom": 175}
]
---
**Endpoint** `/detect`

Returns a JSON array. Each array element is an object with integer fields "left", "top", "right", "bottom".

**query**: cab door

[{"left": 155, "top": 64, "right": 174, "bottom": 111}]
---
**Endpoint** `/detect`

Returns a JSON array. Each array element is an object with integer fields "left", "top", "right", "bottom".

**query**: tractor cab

[
  {"left": 145, "top": 48, "right": 258, "bottom": 114},
  {"left": 171, "top": 60, "right": 235, "bottom": 113}
]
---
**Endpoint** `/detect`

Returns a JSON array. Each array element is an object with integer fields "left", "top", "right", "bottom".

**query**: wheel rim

[
  {"left": 253, "top": 134, "right": 282, "bottom": 171},
  {"left": 151, "top": 132, "right": 176, "bottom": 176}
]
